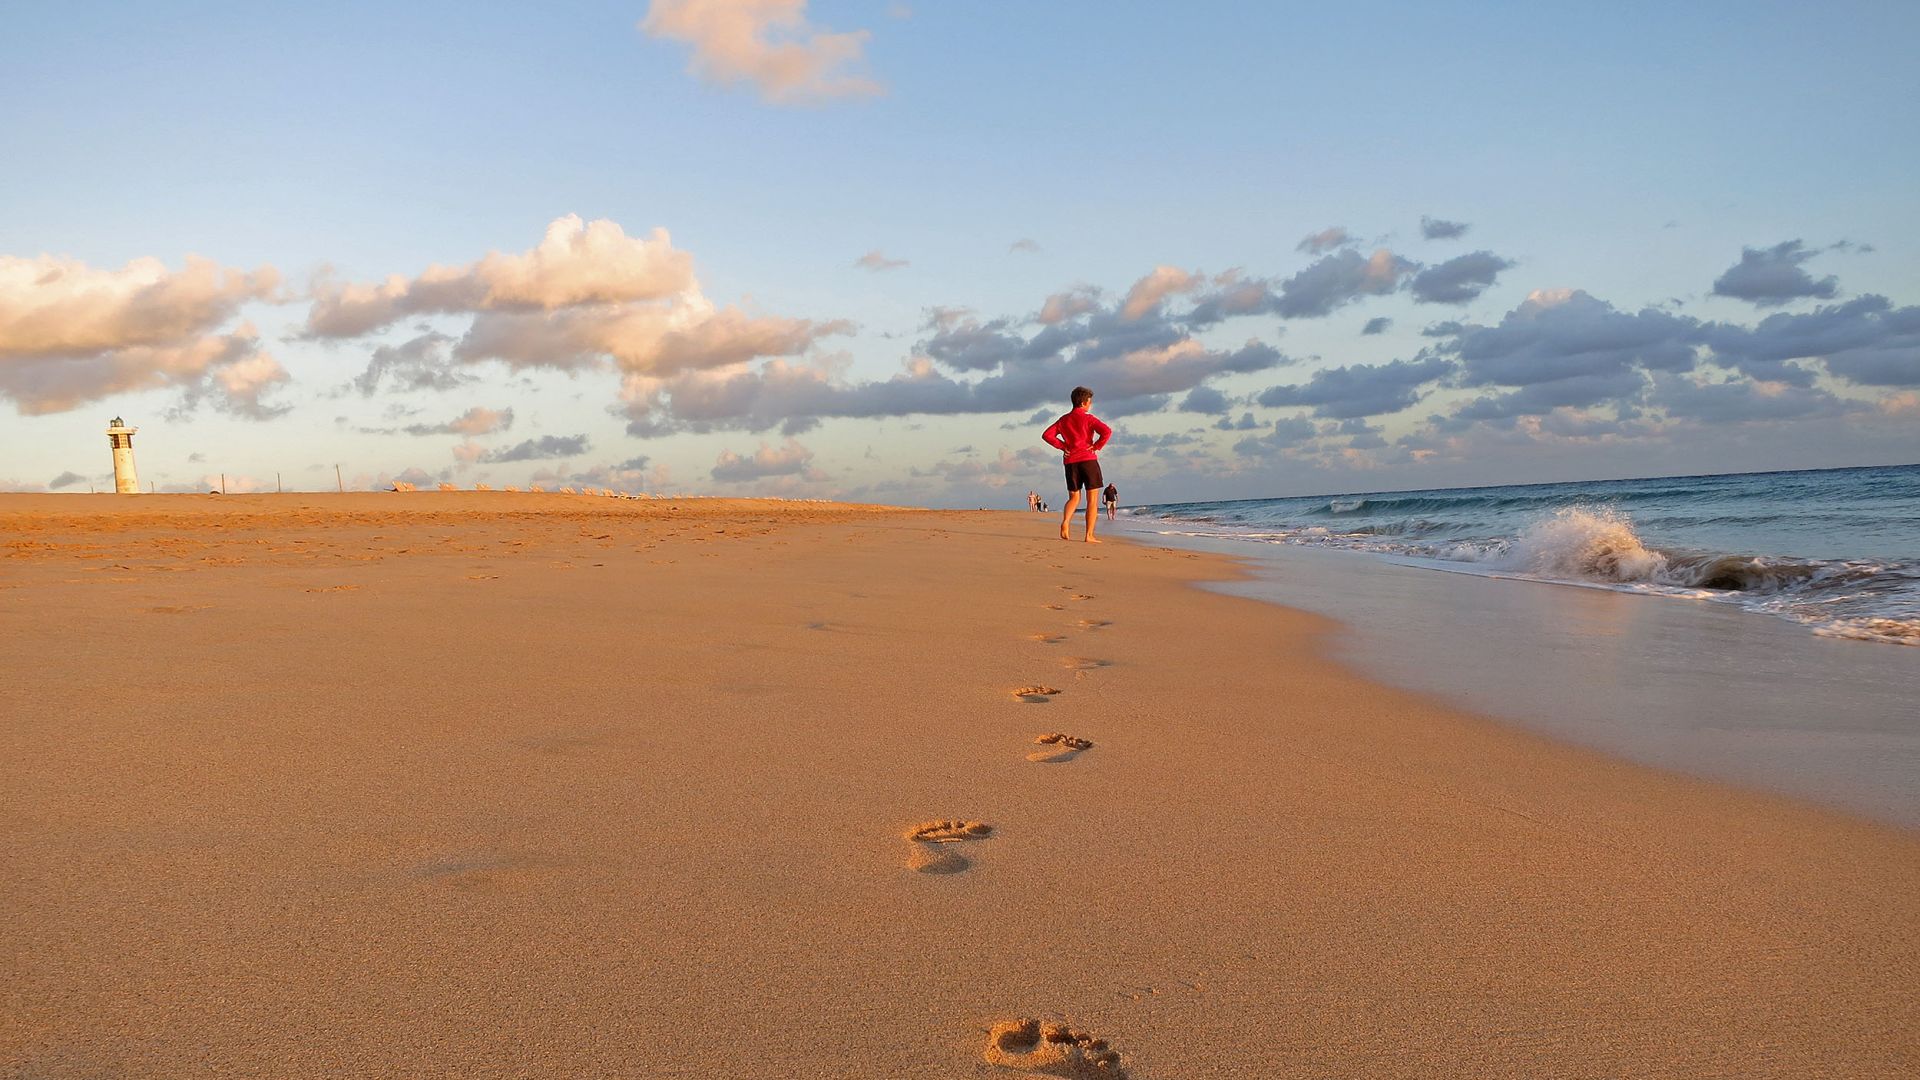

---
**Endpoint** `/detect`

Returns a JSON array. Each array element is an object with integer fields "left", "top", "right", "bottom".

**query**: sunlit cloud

[
  {"left": 711, "top": 437, "right": 822, "bottom": 481},
  {"left": 1120, "top": 266, "right": 1203, "bottom": 321},
  {"left": 307, "top": 215, "right": 853, "bottom": 402},
  {"left": 306, "top": 215, "right": 695, "bottom": 338},
  {"left": 641, "top": 0, "right": 882, "bottom": 105},
  {"left": 0, "top": 252, "right": 285, "bottom": 416}
]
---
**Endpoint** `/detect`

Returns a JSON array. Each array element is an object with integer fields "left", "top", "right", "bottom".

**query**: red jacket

[{"left": 1042, "top": 409, "right": 1112, "bottom": 464}]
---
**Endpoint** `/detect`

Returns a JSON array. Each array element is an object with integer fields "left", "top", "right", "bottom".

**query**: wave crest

[{"left": 1504, "top": 507, "right": 1667, "bottom": 582}]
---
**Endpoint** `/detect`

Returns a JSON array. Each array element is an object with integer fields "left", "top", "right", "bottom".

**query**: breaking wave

[{"left": 1133, "top": 469, "right": 1920, "bottom": 647}]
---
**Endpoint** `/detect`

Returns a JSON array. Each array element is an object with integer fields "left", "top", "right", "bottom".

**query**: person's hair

[{"left": 1070, "top": 386, "right": 1094, "bottom": 407}]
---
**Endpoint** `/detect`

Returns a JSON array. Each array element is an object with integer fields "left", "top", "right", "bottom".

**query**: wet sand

[
  {"left": 4, "top": 493, "right": 1917, "bottom": 1078},
  {"left": 1119, "top": 522, "right": 1920, "bottom": 827}
]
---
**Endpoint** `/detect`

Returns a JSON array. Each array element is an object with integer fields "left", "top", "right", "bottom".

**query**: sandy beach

[{"left": 4, "top": 493, "right": 1917, "bottom": 1078}]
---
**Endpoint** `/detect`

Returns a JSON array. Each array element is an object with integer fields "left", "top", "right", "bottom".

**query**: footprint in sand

[
  {"left": 1028, "top": 733, "right": 1093, "bottom": 763},
  {"left": 146, "top": 605, "right": 211, "bottom": 615},
  {"left": 304, "top": 584, "right": 360, "bottom": 593},
  {"left": 904, "top": 820, "right": 992, "bottom": 874},
  {"left": 1068, "top": 594, "right": 1096, "bottom": 601},
  {"left": 1012, "top": 685, "right": 1061, "bottom": 703},
  {"left": 1029, "top": 632, "right": 1068, "bottom": 645},
  {"left": 1060, "top": 657, "right": 1111, "bottom": 672},
  {"left": 1042, "top": 603, "right": 1066, "bottom": 611},
  {"left": 1077, "top": 619, "right": 1113, "bottom": 630},
  {"left": 984, "top": 1018, "right": 1127, "bottom": 1078}
]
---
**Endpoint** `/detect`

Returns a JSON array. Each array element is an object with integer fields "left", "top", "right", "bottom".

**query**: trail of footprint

[
  {"left": 984, "top": 1018, "right": 1127, "bottom": 1078},
  {"left": 904, "top": 820, "right": 992, "bottom": 874},
  {"left": 1012, "top": 685, "right": 1061, "bottom": 703},
  {"left": 1028, "top": 733, "right": 1093, "bottom": 763}
]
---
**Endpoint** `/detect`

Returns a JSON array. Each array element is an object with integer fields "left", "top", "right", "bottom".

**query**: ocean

[
  {"left": 1118, "top": 463, "right": 1920, "bottom": 825},
  {"left": 1129, "top": 463, "right": 1920, "bottom": 646}
]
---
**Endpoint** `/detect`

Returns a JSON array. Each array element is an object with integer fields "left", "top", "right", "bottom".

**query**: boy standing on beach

[{"left": 1041, "top": 386, "right": 1112, "bottom": 543}]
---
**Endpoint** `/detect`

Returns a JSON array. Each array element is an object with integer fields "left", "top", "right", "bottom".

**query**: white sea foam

[
  {"left": 1133, "top": 500, "right": 1920, "bottom": 646},
  {"left": 1494, "top": 506, "right": 1669, "bottom": 582}
]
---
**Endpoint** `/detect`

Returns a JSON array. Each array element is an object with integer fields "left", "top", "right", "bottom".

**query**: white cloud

[
  {"left": 204, "top": 344, "right": 292, "bottom": 419},
  {"left": 641, "top": 0, "right": 882, "bottom": 105},
  {"left": 0, "top": 253, "right": 279, "bottom": 359},
  {"left": 306, "top": 215, "right": 694, "bottom": 338},
  {"left": 307, "top": 216, "right": 851, "bottom": 396},
  {"left": 0, "top": 252, "right": 284, "bottom": 416}
]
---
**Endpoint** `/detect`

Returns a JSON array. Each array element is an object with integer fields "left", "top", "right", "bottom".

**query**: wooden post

[
  {"left": 336, "top": 465, "right": 344, "bottom": 493},
  {"left": 276, "top": 472, "right": 282, "bottom": 493},
  {"left": 220, "top": 473, "right": 226, "bottom": 495}
]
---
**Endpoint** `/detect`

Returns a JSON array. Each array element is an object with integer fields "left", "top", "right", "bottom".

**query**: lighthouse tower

[{"left": 107, "top": 417, "right": 139, "bottom": 494}]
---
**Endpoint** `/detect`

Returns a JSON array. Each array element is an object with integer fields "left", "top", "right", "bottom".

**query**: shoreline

[
  {"left": 1119, "top": 518, "right": 1920, "bottom": 829},
  {"left": 6, "top": 496, "right": 1916, "bottom": 1077}
]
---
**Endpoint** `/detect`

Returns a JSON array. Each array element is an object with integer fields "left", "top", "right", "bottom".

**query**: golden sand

[{"left": 3, "top": 493, "right": 1916, "bottom": 1077}]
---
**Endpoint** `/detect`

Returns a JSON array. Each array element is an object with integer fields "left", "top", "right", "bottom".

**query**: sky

[{"left": 2, "top": 0, "right": 1916, "bottom": 505}]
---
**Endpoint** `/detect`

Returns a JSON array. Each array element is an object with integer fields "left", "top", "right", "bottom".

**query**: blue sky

[{"left": 2, "top": 1, "right": 1915, "bottom": 503}]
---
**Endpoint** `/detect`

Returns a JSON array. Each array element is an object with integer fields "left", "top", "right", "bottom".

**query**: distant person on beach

[
  {"left": 1041, "top": 385, "right": 1112, "bottom": 543},
  {"left": 1103, "top": 483, "right": 1118, "bottom": 521},
  {"left": 1028, "top": 489, "right": 1039, "bottom": 512}
]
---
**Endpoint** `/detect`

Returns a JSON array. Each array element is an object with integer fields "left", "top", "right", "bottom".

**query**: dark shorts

[{"left": 1064, "top": 459, "right": 1104, "bottom": 493}]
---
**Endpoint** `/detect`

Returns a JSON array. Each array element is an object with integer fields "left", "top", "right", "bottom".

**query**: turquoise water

[{"left": 1133, "top": 464, "right": 1920, "bottom": 645}]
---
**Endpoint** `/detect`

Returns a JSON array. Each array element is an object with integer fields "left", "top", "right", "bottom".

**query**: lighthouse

[{"left": 106, "top": 417, "right": 139, "bottom": 494}]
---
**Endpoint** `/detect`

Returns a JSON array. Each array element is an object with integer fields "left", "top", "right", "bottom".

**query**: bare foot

[
  {"left": 1084, "top": 537, "right": 1102, "bottom": 543},
  {"left": 1059, "top": 531, "right": 1072, "bottom": 540}
]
